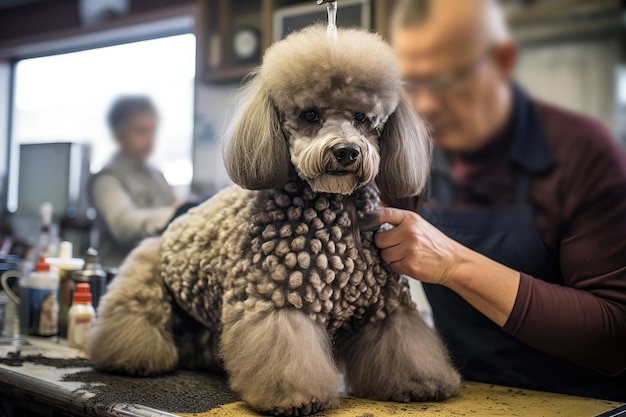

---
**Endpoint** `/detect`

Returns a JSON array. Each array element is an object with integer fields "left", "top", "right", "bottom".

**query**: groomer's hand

[
  {"left": 372, "top": 208, "right": 467, "bottom": 285},
  {"left": 370, "top": 207, "right": 520, "bottom": 327}
]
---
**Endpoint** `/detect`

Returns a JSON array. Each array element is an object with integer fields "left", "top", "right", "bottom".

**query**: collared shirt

[{"left": 387, "top": 86, "right": 626, "bottom": 377}]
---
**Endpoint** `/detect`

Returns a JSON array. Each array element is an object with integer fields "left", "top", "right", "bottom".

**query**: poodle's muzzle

[
  {"left": 288, "top": 118, "right": 381, "bottom": 195},
  {"left": 332, "top": 144, "right": 360, "bottom": 167}
]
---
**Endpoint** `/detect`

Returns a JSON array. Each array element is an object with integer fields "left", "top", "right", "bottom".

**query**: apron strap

[
  {"left": 514, "top": 171, "right": 531, "bottom": 206},
  {"left": 426, "top": 172, "right": 455, "bottom": 205},
  {"left": 427, "top": 148, "right": 455, "bottom": 205}
]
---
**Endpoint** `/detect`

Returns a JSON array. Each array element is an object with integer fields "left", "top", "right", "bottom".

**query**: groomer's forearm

[{"left": 444, "top": 246, "right": 520, "bottom": 327}]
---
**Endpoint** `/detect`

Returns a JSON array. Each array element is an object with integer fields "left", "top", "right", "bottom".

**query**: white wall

[
  {"left": 192, "top": 83, "right": 238, "bottom": 193},
  {"left": 516, "top": 39, "right": 619, "bottom": 134}
]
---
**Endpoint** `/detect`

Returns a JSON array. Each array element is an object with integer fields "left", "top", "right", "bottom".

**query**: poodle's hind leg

[
  {"left": 337, "top": 305, "right": 461, "bottom": 402},
  {"left": 86, "top": 237, "right": 178, "bottom": 376},
  {"left": 220, "top": 302, "right": 341, "bottom": 416}
]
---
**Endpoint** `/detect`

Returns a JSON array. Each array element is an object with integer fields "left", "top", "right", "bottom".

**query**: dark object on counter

[
  {"left": 0, "top": 351, "right": 92, "bottom": 368},
  {"left": 72, "top": 248, "right": 107, "bottom": 311},
  {"left": 63, "top": 369, "right": 238, "bottom": 413},
  {"left": 104, "top": 267, "right": 117, "bottom": 285}
]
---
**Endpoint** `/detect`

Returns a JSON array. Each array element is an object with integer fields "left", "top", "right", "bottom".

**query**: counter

[{"left": 0, "top": 337, "right": 623, "bottom": 417}]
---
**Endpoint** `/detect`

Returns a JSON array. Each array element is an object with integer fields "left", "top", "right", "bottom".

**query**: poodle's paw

[
  {"left": 221, "top": 307, "right": 341, "bottom": 416},
  {"left": 87, "top": 313, "right": 178, "bottom": 376},
  {"left": 385, "top": 371, "right": 462, "bottom": 402},
  {"left": 258, "top": 396, "right": 339, "bottom": 416},
  {"left": 337, "top": 305, "right": 462, "bottom": 403}
]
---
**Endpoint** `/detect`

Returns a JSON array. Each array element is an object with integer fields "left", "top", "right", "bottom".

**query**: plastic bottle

[
  {"left": 47, "top": 241, "right": 84, "bottom": 337},
  {"left": 28, "top": 256, "right": 60, "bottom": 336},
  {"left": 67, "top": 283, "right": 95, "bottom": 350}
]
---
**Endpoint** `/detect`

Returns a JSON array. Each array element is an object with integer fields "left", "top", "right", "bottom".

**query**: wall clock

[{"left": 232, "top": 26, "right": 261, "bottom": 65}]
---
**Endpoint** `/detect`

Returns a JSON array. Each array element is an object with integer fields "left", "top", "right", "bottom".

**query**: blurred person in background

[
  {"left": 90, "top": 96, "right": 179, "bottom": 267},
  {"left": 374, "top": 0, "right": 626, "bottom": 400}
]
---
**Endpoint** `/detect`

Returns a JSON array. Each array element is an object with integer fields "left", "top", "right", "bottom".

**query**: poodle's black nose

[{"left": 333, "top": 145, "right": 360, "bottom": 166}]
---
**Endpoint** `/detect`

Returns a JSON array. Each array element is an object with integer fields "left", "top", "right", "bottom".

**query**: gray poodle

[{"left": 87, "top": 25, "right": 461, "bottom": 416}]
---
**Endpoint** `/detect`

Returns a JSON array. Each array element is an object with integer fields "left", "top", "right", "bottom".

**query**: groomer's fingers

[
  {"left": 380, "top": 246, "right": 406, "bottom": 264},
  {"left": 359, "top": 207, "right": 409, "bottom": 232},
  {"left": 388, "top": 261, "right": 407, "bottom": 275},
  {"left": 375, "top": 207, "right": 408, "bottom": 227},
  {"left": 374, "top": 228, "right": 402, "bottom": 249}
]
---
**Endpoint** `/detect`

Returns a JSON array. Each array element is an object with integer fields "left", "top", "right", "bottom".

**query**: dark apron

[{"left": 420, "top": 161, "right": 626, "bottom": 401}]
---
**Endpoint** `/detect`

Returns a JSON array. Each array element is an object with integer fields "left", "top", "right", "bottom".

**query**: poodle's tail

[{"left": 86, "top": 237, "right": 178, "bottom": 375}]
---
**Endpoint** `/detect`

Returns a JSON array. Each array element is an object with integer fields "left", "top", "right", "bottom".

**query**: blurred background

[{"left": 0, "top": 0, "right": 623, "bottom": 257}]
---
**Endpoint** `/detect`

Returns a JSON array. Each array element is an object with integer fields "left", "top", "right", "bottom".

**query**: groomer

[{"left": 376, "top": 0, "right": 626, "bottom": 401}]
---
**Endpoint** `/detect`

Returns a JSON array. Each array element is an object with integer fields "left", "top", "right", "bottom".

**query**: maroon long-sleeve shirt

[{"left": 390, "top": 98, "right": 626, "bottom": 378}]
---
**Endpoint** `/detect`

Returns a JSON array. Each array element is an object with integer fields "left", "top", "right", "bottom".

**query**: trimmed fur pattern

[
  {"left": 88, "top": 26, "right": 460, "bottom": 416},
  {"left": 162, "top": 180, "right": 411, "bottom": 334}
]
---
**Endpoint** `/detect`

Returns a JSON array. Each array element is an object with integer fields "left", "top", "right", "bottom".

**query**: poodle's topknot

[{"left": 260, "top": 25, "right": 402, "bottom": 119}]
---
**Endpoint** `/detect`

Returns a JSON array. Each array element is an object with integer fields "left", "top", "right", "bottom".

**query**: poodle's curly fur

[{"left": 88, "top": 26, "right": 461, "bottom": 416}]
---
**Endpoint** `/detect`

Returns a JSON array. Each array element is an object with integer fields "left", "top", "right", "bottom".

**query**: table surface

[{"left": 0, "top": 337, "right": 623, "bottom": 417}]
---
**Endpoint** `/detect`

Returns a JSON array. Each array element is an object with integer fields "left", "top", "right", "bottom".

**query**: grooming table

[{"left": 0, "top": 337, "right": 623, "bottom": 417}]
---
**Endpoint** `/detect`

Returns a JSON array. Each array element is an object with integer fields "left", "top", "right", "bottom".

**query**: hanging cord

[{"left": 317, "top": 0, "right": 338, "bottom": 41}]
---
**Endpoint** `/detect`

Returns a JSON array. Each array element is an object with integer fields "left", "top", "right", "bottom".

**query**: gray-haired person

[{"left": 90, "top": 96, "right": 179, "bottom": 267}]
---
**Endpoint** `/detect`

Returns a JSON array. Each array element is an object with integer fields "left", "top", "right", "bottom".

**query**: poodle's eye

[
  {"left": 354, "top": 112, "right": 368, "bottom": 123},
  {"left": 301, "top": 110, "right": 320, "bottom": 123}
]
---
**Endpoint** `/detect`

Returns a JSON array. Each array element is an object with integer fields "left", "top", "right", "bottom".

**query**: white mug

[{"left": 1, "top": 270, "right": 59, "bottom": 336}]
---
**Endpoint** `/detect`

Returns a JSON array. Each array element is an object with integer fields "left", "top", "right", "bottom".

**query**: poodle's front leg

[
  {"left": 220, "top": 302, "right": 340, "bottom": 416},
  {"left": 337, "top": 304, "right": 461, "bottom": 402}
]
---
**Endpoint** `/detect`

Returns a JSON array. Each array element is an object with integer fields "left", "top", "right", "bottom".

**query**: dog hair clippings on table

[{"left": 317, "top": 0, "right": 338, "bottom": 41}]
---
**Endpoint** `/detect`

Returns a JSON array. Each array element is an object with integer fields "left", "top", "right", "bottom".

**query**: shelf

[
  {"left": 197, "top": 0, "right": 388, "bottom": 84},
  {"left": 203, "top": 65, "right": 256, "bottom": 84},
  {"left": 198, "top": 0, "right": 267, "bottom": 84}
]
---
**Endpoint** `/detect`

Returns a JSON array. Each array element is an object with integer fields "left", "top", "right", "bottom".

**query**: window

[{"left": 8, "top": 33, "right": 196, "bottom": 212}]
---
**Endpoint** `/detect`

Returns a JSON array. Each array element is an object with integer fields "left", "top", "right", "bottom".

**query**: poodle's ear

[
  {"left": 222, "top": 75, "right": 290, "bottom": 189},
  {"left": 376, "top": 96, "right": 432, "bottom": 198}
]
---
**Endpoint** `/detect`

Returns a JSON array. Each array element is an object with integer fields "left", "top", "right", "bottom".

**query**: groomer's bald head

[{"left": 392, "top": 0, "right": 517, "bottom": 151}]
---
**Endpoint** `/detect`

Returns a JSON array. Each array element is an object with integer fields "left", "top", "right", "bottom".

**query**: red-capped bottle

[{"left": 67, "top": 283, "right": 95, "bottom": 350}]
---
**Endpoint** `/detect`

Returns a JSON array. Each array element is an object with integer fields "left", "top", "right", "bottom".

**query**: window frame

[{"left": 0, "top": 5, "right": 198, "bottom": 214}]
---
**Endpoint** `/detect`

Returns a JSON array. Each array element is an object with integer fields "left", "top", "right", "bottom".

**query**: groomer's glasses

[{"left": 402, "top": 46, "right": 495, "bottom": 98}]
